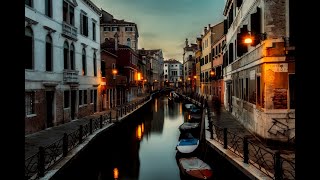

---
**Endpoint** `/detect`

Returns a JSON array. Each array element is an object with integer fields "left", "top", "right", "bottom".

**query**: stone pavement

[{"left": 25, "top": 94, "right": 150, "bottom": 159}]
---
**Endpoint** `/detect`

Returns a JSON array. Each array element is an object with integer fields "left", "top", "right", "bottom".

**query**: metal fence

[{"left": 25, "top": 95, "right": 151, "bottom": 180}]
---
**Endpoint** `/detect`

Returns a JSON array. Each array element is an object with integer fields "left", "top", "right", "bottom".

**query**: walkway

[{"left": 25, "top": 94, "right": 149, "bottom": 159}]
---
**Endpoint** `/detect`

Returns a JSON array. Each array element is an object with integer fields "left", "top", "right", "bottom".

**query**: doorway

[
  {"left": 93, "top": 89, "right": 97, "bottom": 112},
  {"left": 71, "top": 90, "right": 76, "bottom": 120},
  {"left": 46, "top": 91, "right": 54, "bottom": 128}
]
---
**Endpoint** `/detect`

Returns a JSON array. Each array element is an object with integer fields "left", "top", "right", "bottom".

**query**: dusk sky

[{"left": 92, "top": 0, "right": 226, "bottom": 62}]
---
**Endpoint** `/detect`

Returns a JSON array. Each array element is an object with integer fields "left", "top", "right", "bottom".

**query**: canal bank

[
  {"left": 25, "top": 92, "right": 157, "bottom": 180},
  {"left": 179, "top": 94, "right": 295, "bottom": 180}
]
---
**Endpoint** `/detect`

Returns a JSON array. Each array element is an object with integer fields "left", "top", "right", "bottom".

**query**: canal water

[{"left": 52, "top": 95, "right": 249, "bottom": 180}]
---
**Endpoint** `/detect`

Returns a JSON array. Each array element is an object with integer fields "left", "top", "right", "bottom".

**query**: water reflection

[{"left": 53, "top": 96, "right": 250, "bottom": 180}]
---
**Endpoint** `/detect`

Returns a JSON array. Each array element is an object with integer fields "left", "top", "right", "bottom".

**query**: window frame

[{"left": 25, "top": 91, "right": 36, "bottom": 116}]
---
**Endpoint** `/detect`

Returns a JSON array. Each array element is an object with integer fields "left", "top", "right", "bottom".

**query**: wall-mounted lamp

[
  {"left": 244, "top": 32, "right": 267, "bottom": 44},
  {"left": 112, "top": 69, "right": 118, "bottom": 79}
]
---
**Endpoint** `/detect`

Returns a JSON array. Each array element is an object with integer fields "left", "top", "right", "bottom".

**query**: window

[
  {"left": 165, "top": 70, "right": 167, "bottom": 72},
  {"left": 83, "top": 90, "right": 87, "bottom": 104},
  {"left": 46, "top": 35, "right": 53, "bottom": 71},
  {"left": 104, "top": 26, "right": 110, "bottom": 31},
  {"left": 101, "top": 59, "right": 106, "bottom": 77},
  {"left": 25, "top": 0, "right": 33, "bottom": 7},
  {"left": 79, "top": 90, "right": 83, "bottom": 105},
  {"left": 80, "top": 13, "right": 88, "bottom": 36},
  {"left": 127, "top": 38, "right": 131, "bottom": 47},
  {"left": 63, "top": 41, "right": 69, "bottom": 69},
  {"left": 63, "top": 1, "right": 74, "bottom": 25},
  {"left": 25, "top": 92, "right": 35, "bottom": 115},
  {"left": 45, "top": 0, "right": 52, "bottom": 18},
  {"left": 112, "top": 27, "right": 118, "bottom": 31},
  {"left": 92, "top": 21, "right": 96, "bottom": 41},
  {"left": 64, "top": 91, "right": 70, "bottom": 108},
  {"left": 70, "top": 44, "right": 75, "bottom": 70},
  {"left": 93, "top": 53, "right": 97, "bottom": 76},
  {"left": 125, "top": 27, "right": 133, "bottom": 31},
  {"left": 90, "top": 90, "right": 94, "bottom": 103},
  {"left": 82, "top": 48, "right": 87, "bottom": 75},
  {"left": 25, "top": 27, "right": 33, "bottom": 69},
  {"left": 165, "top": 64, "right": 167, "bottom": 66}
]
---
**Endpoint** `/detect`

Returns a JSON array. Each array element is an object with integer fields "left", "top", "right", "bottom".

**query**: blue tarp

[{"left": 178, "top": 138, "right": 198, "bottom": 146}]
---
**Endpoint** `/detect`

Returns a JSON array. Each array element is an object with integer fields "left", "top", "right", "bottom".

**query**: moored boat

[{"left": 178, "top": 157, "right": 213, "bottom": 180}]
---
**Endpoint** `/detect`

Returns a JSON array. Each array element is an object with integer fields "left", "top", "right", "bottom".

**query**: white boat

[
  {"left": 178, "top": 157, "right": 213, "bottom": 180},
  {"left": 184, "top": 103, "right": 196, "bottom": 110},
  {"left": 176, "top": 137, "right": 199, "bottom": 154}
]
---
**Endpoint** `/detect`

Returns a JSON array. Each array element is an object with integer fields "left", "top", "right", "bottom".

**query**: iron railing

[{"left": 25, "top": 95, "right": 151, "bottom": 180}]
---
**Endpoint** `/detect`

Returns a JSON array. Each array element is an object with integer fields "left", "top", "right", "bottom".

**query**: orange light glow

[
  {"left": 187, "top": 77, "right": 191, "bottom": 80},
  {"left": 137, "top": 73, "right": 141, "bottom": 80},
  {"left": 244, "top": 37, "right": 253, "bottom": 44},
  {"left": 136, "top": 125, "right": 142, "bottom": 140},
  {"left": 142, "top": 123, "right": 144, "bottom": 133},
  {"left": 113, "top": 168, "right": 119, "bottom": 179},
  {"left": 188, "top": 114, "right": 191, "bottom": 120},
  {"left": 112, "top": 69, "right": 118, "bottom": 75},
  {"left": 193, "top": 76, "right": 197, "bottom": 79},
  {"left": 179, "top": 103, "right": 182, "bottom": 114},
  {"left": 210, "top": 71, "right": 215, "bottom": 76},
  {"left": 155, "top": 99, "right": 158, "bottom": 112}
]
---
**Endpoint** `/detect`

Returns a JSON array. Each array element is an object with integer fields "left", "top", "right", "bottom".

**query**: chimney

[
  {"left": 204, "top": 27, "right": 207, "bottom": 34},
  {"left": 185, "top": 38, "right": 189, "bottom": 47},
  {"left": 208, "top": 24, "right": 211, "bottom": 29}
]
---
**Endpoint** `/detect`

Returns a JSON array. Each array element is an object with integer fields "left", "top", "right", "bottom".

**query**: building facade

[
  {"left": 222, "top": 0, "right": 295, "bottom": 142},
  {"left": 100, "top": 9, "right": 139, "bottom": 51},
  {"left": 183, "top": 39, "right": 197, "bottom": 94},
  {"left": 25, "top": 0, "right": 101, "bottom": 134},
  {"left": 210, "top": 22, "right": 225, "bottom": 105},
  {"left": 163, "top": 59, "right": 183, "bottom": 88}
]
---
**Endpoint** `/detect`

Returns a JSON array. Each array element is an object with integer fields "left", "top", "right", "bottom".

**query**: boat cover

[
  {"left": 179, "top": 157, "right": 211, "bottom": 171},
  {"left": 178, "top": 138, "right": 198, "bottom": 146},
  {"left": 180, "top": 122, "right": 199, "bottom": 130}
]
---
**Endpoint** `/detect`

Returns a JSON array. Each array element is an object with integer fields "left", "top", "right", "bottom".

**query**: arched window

[
  {"left": 70, "top": 44, "right": 75, "bottom": 70},
  {"left": 105, "top": 38, "right": 109, "bottom": 42},
  {"left": 63, "top": 41, "right": 69, "bottom": 69},
  {"left": 46, "top": 35, "right": 53, "bottom": 71},
  {"left": 127, "top": 38, "right": 131, "bottom": 47},
  {"left": 25, "top": 27, "right": 33, "bottom": 69},
  {"left": 93, "top": 52, "right": 97, "bottom": 76},
  {"left": 82, "top": 48, "right": 86, "bottom": 75}
]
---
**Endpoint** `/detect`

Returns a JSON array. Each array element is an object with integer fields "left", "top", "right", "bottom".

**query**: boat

[
  {"left": 189, "top": 113, "right": 202, "bottom": 121},
  {"left": 184, "top": 103, "right": 197, "bottom": 110},
  {"left": 178, "top": 157, "right": 213, "bottom": 180},
  {"left": 179, "top": 122, "right": 200, "bottom": 134},
  {"left": 176, "top": 134, "right": 199, "bottom": 154}
]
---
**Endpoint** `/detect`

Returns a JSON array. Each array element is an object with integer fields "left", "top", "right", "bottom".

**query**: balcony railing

[
  {"left": 62, "top": 22, "right": 77, "bottom": 41},
  {"left": 63, "top": 70, "right": 79, "bottom": 84}
]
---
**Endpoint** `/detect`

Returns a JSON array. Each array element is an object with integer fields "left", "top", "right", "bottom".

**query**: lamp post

[{"left": 111, "top": 69, "right": 117, "bottom": 107}]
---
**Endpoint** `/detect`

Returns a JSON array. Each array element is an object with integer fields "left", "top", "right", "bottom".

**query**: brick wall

[{"left": 25, "top": 90, "right": 46, "bottom": 134}]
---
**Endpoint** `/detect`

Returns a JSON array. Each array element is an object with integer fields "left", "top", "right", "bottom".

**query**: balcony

[
  {"left": 115, "top": 75, "right": 127, "bottom": 86},
  {"left": 63, "top": 70, "right": 79, "bottom": 84},
  {"left": 62, "top": 22, "right": 77, "bottom": 41}
]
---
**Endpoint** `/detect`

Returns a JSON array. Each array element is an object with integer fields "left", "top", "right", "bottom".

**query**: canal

[{"left": 52, "top": 95, "right": 249, "bottom": 180}]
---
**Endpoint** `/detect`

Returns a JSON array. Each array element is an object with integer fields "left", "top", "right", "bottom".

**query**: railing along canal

[
  {"left": 179, "top": 93, "right": 295, "bottom": 180},
  {"left": 24, "top": 93, "right": 156, "bottom": 180}
]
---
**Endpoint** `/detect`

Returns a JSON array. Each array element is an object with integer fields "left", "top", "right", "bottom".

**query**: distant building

[
  {"left": 25, "top": 0, "right": 101, "bottom": 134},
  {"left": 100, "top": 9, "right": 139, "bottom": 51},
  {"left": 163, "top": 59, "right": 183, "bottom": 88},
  {"left": 137, "top": 49, "right": 164, "bottom": 91},
  {"left": 183, "top": 38, "right": 197, "bottom": 94}
]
